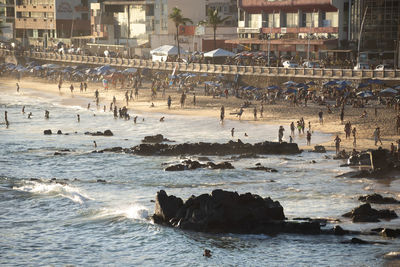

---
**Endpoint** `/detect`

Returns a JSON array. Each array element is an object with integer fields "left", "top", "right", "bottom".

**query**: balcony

[
  {"left": 16, "top": 4, "right": 54, "bottom": 12},
  {"left": 237, "top": 26, "right": 338, "bottom": 34},
  {"left": 239, "top": 0, "right": 338, "bottom": 12},
  {"left": 15, "top": 17, "right": 55, "bottom": 30}
]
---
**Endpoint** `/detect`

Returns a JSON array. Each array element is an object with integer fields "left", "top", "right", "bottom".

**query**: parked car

[
  {"left": 353, "top": 63, "right": 370, "bottom": 70},
  {"left": 282, "top": 60, "right": 299, "bottom": 68},
  {"left": 375, "top": 64, "right": 392, "bottom": 71},
  {"left": 302, "top": 61, "right": 320, "bottom": 68}
]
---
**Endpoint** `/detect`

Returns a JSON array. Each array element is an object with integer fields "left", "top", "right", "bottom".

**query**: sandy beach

[{"left": 2, "top": 76, "right": 399, "bottom": 151}]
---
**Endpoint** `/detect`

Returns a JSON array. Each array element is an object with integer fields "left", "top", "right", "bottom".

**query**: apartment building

[
  {"left": 90, "top": 0, "right": 237, "bottom": 52},
  {"left": 14, "top": 0, "right": 94, "bottom": 47},
  {"left": 226, "top": 0, "right": 349, "bottom": 59},
  {"left": 0, "top": 0, "right": 15, "bottom": 40}
]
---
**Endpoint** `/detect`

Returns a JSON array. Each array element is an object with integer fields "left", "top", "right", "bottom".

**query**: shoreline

[{"left": 1, "top": 76, "right": 399, "bottom": 152}]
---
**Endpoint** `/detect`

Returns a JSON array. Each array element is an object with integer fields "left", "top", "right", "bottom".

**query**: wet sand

[{"left": 2, "top": 76, "right": 399, "bottom": 151}]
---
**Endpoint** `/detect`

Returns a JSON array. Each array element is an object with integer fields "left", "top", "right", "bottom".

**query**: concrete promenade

[{"left": 2, "top": 49, "right": 400, "bottom": 81}]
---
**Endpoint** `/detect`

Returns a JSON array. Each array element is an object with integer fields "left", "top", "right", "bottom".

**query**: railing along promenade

[{"left": 2, "top": 49, "right": 400, "bottom": 81}]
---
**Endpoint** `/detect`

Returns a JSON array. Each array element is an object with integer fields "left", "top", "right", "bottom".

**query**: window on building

[
  {"left": 286, "top": 13, "right": 298, "bottom": 28},
  {"left": 239, "top": 9, "right": 244, "bottom": 21},
  {"left": 82, "top": 13, "right": 88, "bottom": 20},
  {"left": 146, "top": 4, "right": 154, "bottom": 16}
]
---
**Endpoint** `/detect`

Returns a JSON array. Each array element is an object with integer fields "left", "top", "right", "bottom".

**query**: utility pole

[
  {"left": 268, "top": 10, "right": 274, "bottom": 66},
  {"left": 307, "top": 11, "right": 314, "bottom": 62},
  {"left": 357, "top": 6, "right": 368, "bottom": 64}
]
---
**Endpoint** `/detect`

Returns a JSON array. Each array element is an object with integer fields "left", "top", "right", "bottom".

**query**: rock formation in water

[{"left": 152, "top": 189, "right": 321, "bottom": 235}]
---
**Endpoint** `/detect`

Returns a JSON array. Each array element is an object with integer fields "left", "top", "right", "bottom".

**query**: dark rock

[
  {"left": 44, "top": 129, "right": 52, "bottom": 135},
  {"left": 333, "top": 150, "right": 349, "bottom": 160},
  {"left": 100, "top": 147, "right": 123, "bottom": 153},
  {"left": 60, "top": 149, "right": 70, "bottom": 152},
  {"left": 103, "top": 130, "right": 113, "bottom": 136},
  {"left": 152, "top": 190, "right": 183, "bottom": 223},
  {"left": 347, "top": 152, "right": 371, "bottom": 166},
  {"left": 342, "top": 203, "right": 398, "bottom": 222},
  {"left": 151, "top": 189, "right": 318, "bottom": 235},
  {"left": 142, "top": 134, "right": 164, "bottom": 143},
  {"left": 370, "top": 149, "right": 389, "bottom": 170},
  {"left": 164, "top": 160, "right": 233, "bottom": 171},
  {"left": 54, "top": 152, "right": 66, "bottom": 156},
  {"left": 165, "top": 164, "right": 186, "bottom": 171},
  {"left": 131, "top": 140, "right": 300, "bottom": 156},
  {"left": 342, "top": 237, "right": 388, "bottom": 245},
  {"left": 57, "top": 130, "right": 62, "bottom": 135},
  {"left": 359, "top": 193, "right": 400, "bottom": 204},
  {"left": 97, "top": 179, "right": 106, "bottom": 183},
  {"left": 311, "top": 145, "right": 326, "bottom": 153},
  {"left": 381, "top": 228, "right": 400, "bottom": 238},
  {"left": 349, "top": 238, "right": 368, "bottom": 244},
  {"left": 334, "top": 225, "right": 349, "bottom": 235},
  {"left": 247, "top": 165, "right": 278, "bottom": 172}
]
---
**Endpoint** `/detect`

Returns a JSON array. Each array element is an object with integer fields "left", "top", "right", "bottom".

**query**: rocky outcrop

[
  {"left": 132, "top": 140, "right": 300, "bottom": 156},
  {"left": 247, "top": 163, "right": 278, "bottom": 172},
  {"left": 342, "top": 203, "right": 398, "bottom": 222},
  {"left": 164, "top": 160, "right": 234, "bottom": 171},
  {"left": 380, "top": 228, "right": 400, "bottom": 238},
  {"left": 152, "top": 190, "right": 321, "bottom": 235},
  {"left": 84, "top": 130, "right": 113, "bottom": 136},
  {"left": 311, "top": 145, "right": 326, "bottom": 153},
  {"left": 142, "top": 134, "right": 173, "bottom": 143},
  {"left": 359, "top": 194, "right": 400, "bottom": 204},
  {"left": 43, "top": 129, "right": 52, "bottom": 135},
  {"left": 347, "top": 152, "right": 371, "bottom": 166}
]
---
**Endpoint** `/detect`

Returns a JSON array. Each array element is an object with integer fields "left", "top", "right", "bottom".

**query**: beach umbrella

[
  {"left": 200, "top": 73, "right": 208, "bottom": 77},
  {"left": 306, "top": 81, "right": 316, "bottom": 86},
  {"left": 123, "top": 67, "right": 137, "bottom": 74},
  {"left": 357, "top": 83, "right": 369, "bottom": 89},
  {"left": 267, "top": 85, "right": 280, "bottom": 90},
  {"left": 242, "top": 85, "right": 256, "bottom": 90},
  {"left": 323, "top": 80, "right": 337, "bottom": 87},
  {"left": 379, "top": 88, "right": 398, "bottom": 96},
  {"left": 367, "top": 78, "right": 384, "bottom": 85},
  {"left": 394, "top": 85, "right": 400, "bottom": 90},
  {"left": 336, "top": 80, "right": 352, "bottom": 86},
  {"left": 356, "top": 91, "right": 373, "bottom": 98},
  {"left": 335, "top": 85, "right": 346, "bottom": 91},
  {"left": 41, "top": 63, "right": 60, "bottom": 69},
  {"left": 283, "top": 81, "right": 296, "bottom": 86},
  {"left": 285, "top": 88, "right": 298, "bottom": 94}
]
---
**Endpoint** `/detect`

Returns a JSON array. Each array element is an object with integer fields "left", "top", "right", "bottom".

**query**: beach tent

[
  {"left": 150, "top": 45, "right": 188, "bottom": 62},
  {"left": 379, "top": 88, "right": 398, "bottom": 96},
  {"left": 357, "top": 91, "right": 373, "bottom": 98},
  {"left": 203, "top": 48, "right": 235, "bottom": 58}
]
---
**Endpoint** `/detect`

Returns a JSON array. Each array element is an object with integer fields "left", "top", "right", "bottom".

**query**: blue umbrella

[
  {"left": 323, "top": 80, "right": 337, "bottom": 87},
  {"left": 367, "top": 79, "right": 384, "bottom": 85},
  {"left": 307, "top": 81, "right": 316, "bottom": 86},
  {"left": 243, "top": 86, "right": 256, "bottom": 90},
  {"left": 267, "top": 85, "right": 280, "bottom": 90},
  {"left": 357, "top": 83, "right": 369, "bottom": 89},
  {"left": 285, "top": 88, "right": 298, "bottom": 94},
  {"left": 283, "top": 81, "right": 296, "bottom": 86},
  {"left": 357, "top": 91, "right": 373, "bottom": 98},
  {"left": 335, "top": 85, "right": 346, "bottom": 91},
  {"left": 336, "top": 80, "right": 352, "bottom": 86},
  {"left": 379, "top": 88, "right": 398, "bottom": 96}
]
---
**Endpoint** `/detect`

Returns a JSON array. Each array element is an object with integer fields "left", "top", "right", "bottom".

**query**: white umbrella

[
  {"left": 150, "top": 45, "right": 188, "bottom": 56},
  {"left": 203, "top": 48, "right": 235, "bottom": 58}
]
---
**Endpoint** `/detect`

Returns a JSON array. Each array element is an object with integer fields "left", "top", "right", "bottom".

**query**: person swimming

[
  {"left": 77, "top": 114, "right": 80, "bottom": 122},
  {"left": 28, "top": 112, "right": 32, "bottom": 119},
  {"left": 134, "top": 116, "right": 138, "bottom": 124},
  {"left": 93, "top": 141, "right": 97, "bottom": 148},
  {"left": 160, "top": 117, "right": 165, "bottom": 122},
  {"left": 16, "top": 83, "right": 19, "bottom": 92},
  {"left": 244, "top": 133, "right": 248, "bottom": 137},
  {"left": 22, "top": 106, "right": 25, "bottom": 114}
]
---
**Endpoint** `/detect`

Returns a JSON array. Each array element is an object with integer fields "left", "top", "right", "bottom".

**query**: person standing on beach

[
  {"left": 278, "top": 126, "right": 284, "bottom": 143},
  {"left": 340, "top": 108, "right": 344, "bottom": 124},
  {"left": 70, "top": 84, "right": 74, "bottom": 93},
  {"left": 260, "top": 104, "right": 264, "bottom": 118},
  {"left": 231, "top": 128, "right": 235, "bottom": 137},
  {"left": 334, "top": 135, "right": 341, "bottom": 154},
  {"left": 180, "top": 92, "right": 186, "bottom": 108},
  {"left": 193, "top": 93, "right": 196, "bottom": 106},
  {"left": 374, "top": 127, "right": 383, "bottom": 146},
  {"left": 84, "top": 82, "right": 87, "bottom": 92},
  {"left": 318, "top": 110, "right": 323, "bottom": 125},
  {"left": 306, "top": 131, "right": 311, "bottom": 146},
  {"left": 77, "top": 114, "right": 80, "bottom": 122},
  {"left": 113, "top": 96, "right": 116, "bottom": 106},
  {"left": 220, "top": 106, "right": 225, "bottom": 122},
  {"left": 253, "top": 107, "right": 257, "bottom": 120},
  {"left": 80, "top": 82, "right": 84, "bottom": 92},
  {"left": 22, "top": 106, "right": 25, "bottom": 114},
  {"left": 44, "top": 110, "right": 49, "bottom": 119},
  {"left": 167, "top": 96, "right": 172, "bottom": 109},
  {"left": 290, "top": 122, "right": 295, "bottom": 136},
  {"left": 4, "top": 111, "right": 9, "bottom": 128},
  {"left": 352, "top": 127, "right": 357, "bottom": 147},
  {"left": 125, "top": 91, "right": 129, "bottom": 106},
  {"left": 16, "top": 83, "right": 19, "bottom": 92}
]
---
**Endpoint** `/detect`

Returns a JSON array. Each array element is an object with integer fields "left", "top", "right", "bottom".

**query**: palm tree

[
  {"left": 200, "top": 8, "right": 231, "bottom": 50},
  {"left": 169, "top": 7, "right": 193, "bottom": 60}
]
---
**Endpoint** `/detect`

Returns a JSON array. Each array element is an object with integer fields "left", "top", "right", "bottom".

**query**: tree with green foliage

[
  {"left": 200, "top": 8, "right": 231, "bottom": 50},
  {"left": 168, "top": 7, "right": 193, "bottom": 60}
]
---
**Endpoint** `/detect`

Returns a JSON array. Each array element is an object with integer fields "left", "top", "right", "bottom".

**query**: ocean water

[{"left": 1, "top": 83, "right": 400, "bottom": 266}]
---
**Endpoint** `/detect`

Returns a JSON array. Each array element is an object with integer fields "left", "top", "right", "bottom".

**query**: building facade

[
  {"left": 0, "top": 0, "right": 15, "bottom": 40},
  {"left": 349, "top": 0, "right": 400, "bottom": 64},
  {"left": 90, "top": 0, "right": 238, "bottom": 53},
  {"left": 14, "top": 0, "right": 93, "bottom": 47},
  {"left": 226, "top": 0, "right": 349, "bottom": 59}
]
